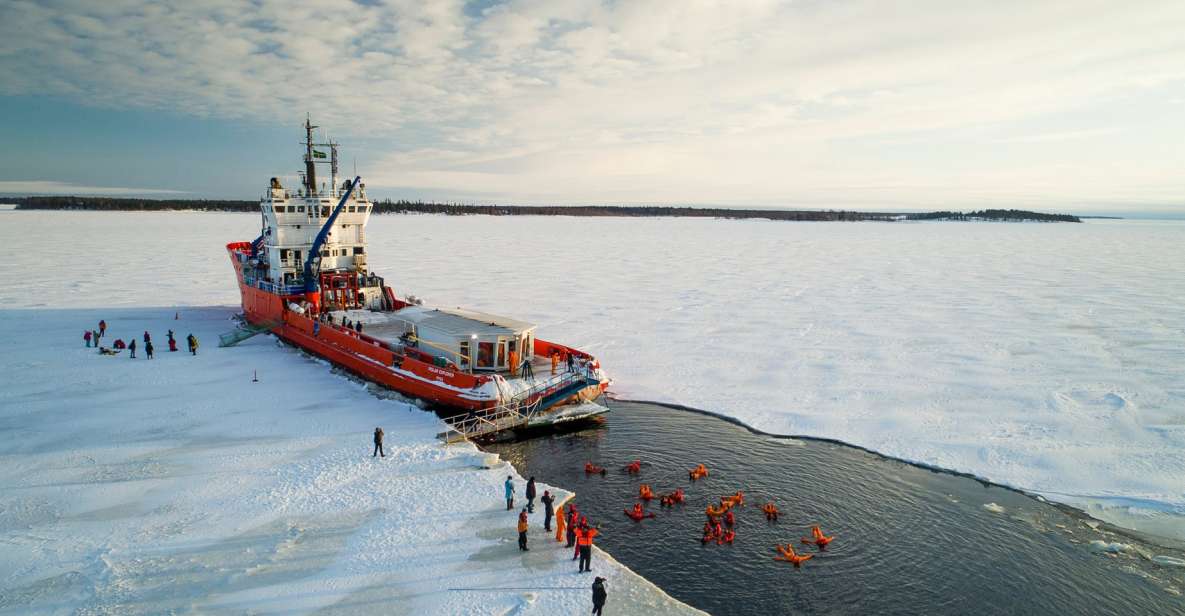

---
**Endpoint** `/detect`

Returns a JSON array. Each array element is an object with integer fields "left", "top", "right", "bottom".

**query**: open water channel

[{"left": 486, "top": 400, "right": 1185, "bottom": 616}]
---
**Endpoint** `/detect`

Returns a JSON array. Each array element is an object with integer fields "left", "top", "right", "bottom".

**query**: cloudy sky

[{"left": 1, "top": 0, "right": 1183, "bottom": 213}]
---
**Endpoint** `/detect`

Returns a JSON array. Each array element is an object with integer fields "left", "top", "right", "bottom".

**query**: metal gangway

[
  {"left": 438, "top": 369, "right": 599, "bottom": 443},
  {"left": 218, "top": 320, "right": 281, "bottom": 347}
]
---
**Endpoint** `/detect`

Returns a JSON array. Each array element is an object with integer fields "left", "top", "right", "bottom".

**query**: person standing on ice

[
  {"left": 143, "top": 331, "right": 151, "bottom": 345},
  {"left": 373, "top": 427, "right": 385, "bottom": 457},
  {"left": 128, "top": 338, "right": 137, "bottom": 359},
  {"left": 577, "top": 522, "right": 600, "bottom": 573},
  {"left": 541, "top": 490, "right": 555, "bottom": 532},
  {"left": 504, "top": 476, "right": 515, "bottom": 510},
  {"left": 566, "top": 505, "right": 579, "bottom": 548},
  {"left": 145, "top": 340, "right": 154, "bottom": 359},
  {"left": 84, "top": 330, "right": 92, "bottom": 347},
  {"left": 517, "top": 508, "right": 530, "bottom": 551},
  {"left": 187, "top": 334, "right": 198, "bottom": 355},
  {"left": 591, "top": 577, "right": 607, "bottom": 616},
  {"left": 525, "top": 476, "right": 537, "bottom": 513},
  {"left": 98, "top": 320, "right": 106, "bottom": 339}
]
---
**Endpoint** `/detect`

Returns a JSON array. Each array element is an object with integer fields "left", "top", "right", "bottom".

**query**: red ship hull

[{"left": 227, "top": 242, "right": 605, "bottom": 412}]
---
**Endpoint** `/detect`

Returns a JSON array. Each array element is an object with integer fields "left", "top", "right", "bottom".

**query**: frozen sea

[{"left": 3, "top": 209, "right": 1184, "bottom": 544}]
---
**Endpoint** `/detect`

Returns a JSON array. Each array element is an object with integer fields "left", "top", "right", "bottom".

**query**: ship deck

[{"left": 325, "top": 309, "right": 596, "bottom": 398}]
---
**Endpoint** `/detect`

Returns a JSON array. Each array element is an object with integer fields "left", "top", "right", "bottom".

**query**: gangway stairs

[
  {"left": 218, "top": 320, "right": 281, "bottom": 347},
  {"left": 438, "top": 370, "right": 603, "bottom": 443}
]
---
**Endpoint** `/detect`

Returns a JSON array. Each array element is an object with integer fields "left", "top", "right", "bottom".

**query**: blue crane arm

[{"left": 303, "top": 176, "right": 361, "bottom": 293}]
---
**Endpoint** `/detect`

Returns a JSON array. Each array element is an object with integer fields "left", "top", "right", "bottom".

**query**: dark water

[{"left": 486, "top": 401, "right": 1185, "bottom": 616}]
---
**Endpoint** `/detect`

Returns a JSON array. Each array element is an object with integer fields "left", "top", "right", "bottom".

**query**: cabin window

[
  {"left": 279, "top": 249, "right": 290, "bottom": 260},
  {"left": 459, "top": 340, "right": 470, "bottom": 366},
  {"left": 353, "top": 247, "right": 364, "bottom": 255},
  {"left": 497, "top": 341, "right": 506, "bottom": 367},
  {"left": 321, "top": 250, "right": 329, "bottom": 257},
  {"left": 477, "top": 342, "right": 494, "bottom": 368},
  {"left": 294, "top": 250, "right": 301, "bottom": 262},
  {"left": 276, "top": 206, "right": 286, "bottom": 213},
  {"left": 321, "top": 207, "right": 330, "bottom": 217},
  {"left": 298, "top": 206, "right": 305, "bottom": 213}
]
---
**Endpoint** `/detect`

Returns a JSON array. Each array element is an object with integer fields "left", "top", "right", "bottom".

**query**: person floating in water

[
  {"left": 624, "top": 460, "right": 641, "bottom": 474},
  {"left": 720, "top": 490, "right": 744, "bottom": 507},
  {"left": 801, "top": 525, "right": 834, "bottom": 549},
  {"left": 724, "top": 509, "right": 735, "bottom": 527},
  {"left": 638, "top": 484, "right": 654, "bottom": 500},
  {"left": 774, "top": 543, "right": 813, "bottom": 567},
  {"left": 762, "top": 502, "right": 780, "bottom": 521},
  {"left": 584, "top": 462, "right": 607, "bottom": 476},
  {"left": 719, "top": 528, "right": 736, "bottom": 544},
  {"left": 689, "top": 464, "right": 708, "bottom": 480},
  {"left": 624, "top": 502, "right": 654, "bottom": 521}
]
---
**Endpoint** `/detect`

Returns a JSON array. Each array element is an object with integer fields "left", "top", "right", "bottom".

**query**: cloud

[
  {"left": 1, "top": 0, "right": 1184, "bottom": 209},
  {"left": 0, "top": 181, "right": 184, "bottom": 196}
]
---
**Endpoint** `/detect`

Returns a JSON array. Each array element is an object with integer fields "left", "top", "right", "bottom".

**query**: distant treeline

[
  {"left": 10, "top": 196, "right": 1080, "bottom": 222},
  {"left": 906, "top": 209, "right": 1081, "bottom": 223}
]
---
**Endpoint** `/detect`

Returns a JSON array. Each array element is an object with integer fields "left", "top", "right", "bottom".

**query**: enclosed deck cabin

[{"left": 338, "top": 306, "right": 537, "bottom": 374}]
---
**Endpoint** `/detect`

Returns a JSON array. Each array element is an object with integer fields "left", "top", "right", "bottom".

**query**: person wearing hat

[{"left": 591, "top": 577, "right": 607, "bottom": 615}]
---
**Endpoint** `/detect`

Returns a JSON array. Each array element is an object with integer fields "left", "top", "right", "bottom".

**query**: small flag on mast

[{"left": 313, "top": 150, "right": 327, "bottom": 159}]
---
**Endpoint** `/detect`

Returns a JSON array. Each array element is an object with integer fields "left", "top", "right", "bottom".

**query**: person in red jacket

[
  {"left": 84, "top": 330, "right": 92, "bottom": 347},
  {"left": 577, "top": 523, "right": 600, "bottom": 573},
  {"left": 98, "top": 320, "right": 107, "bottom": 339}
]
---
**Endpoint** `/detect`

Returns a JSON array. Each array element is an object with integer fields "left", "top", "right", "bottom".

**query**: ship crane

[{"left": 302, "top": 175, "right": 360, "bottom": 311}]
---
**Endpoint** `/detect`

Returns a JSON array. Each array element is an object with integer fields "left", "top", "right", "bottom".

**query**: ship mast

[{"left": 303, "top": 116, "right": 318, "bottom": 195}]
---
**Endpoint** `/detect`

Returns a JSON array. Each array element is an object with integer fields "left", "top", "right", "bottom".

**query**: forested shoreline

[{"left": 8, "top": 196, "right": 1081, "bottom": 222}]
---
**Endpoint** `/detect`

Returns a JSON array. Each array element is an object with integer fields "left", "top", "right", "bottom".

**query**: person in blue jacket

[{"left": 504, "top": 476, "right": 515, "bottom": 511}]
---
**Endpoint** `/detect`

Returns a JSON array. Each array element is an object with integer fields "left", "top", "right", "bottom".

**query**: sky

[{"left": 0, "top": 0, "right": 1183, "bottom": 215}]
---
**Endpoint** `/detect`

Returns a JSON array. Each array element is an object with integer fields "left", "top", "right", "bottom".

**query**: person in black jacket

[
  {"left": 373, "top": 427, "right": 385, "bottom": 457},
  {"left": 525, "top": 476, "right": 537, "bottom": 514},
  {"left": 592, "top": 577, "right": 607, "bottom": 615},
  {"left": 541, "top": 490, "right": 555, "bottom": 532},
  {"left": 145, "top": 340, "right": 154, "bottom": 359},
  {"left": 128, "top": 338, "right": 137, "bottom": 359}
]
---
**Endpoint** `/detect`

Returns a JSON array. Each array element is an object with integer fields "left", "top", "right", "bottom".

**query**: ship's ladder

[{"left": 438, "top": 369, "right": 600, "bottom": 443}]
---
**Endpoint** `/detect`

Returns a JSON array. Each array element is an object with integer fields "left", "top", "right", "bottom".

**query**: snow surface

[
  {"left": 1, "top": 208, "right": 1183, "bottom": 547},
  {"left": 0, "top": 304, "right": 702, "bottom": 614}
]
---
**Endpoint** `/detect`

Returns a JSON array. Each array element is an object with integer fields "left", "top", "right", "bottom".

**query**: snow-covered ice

[
  {"left": 0, "top": 303, "right": 702, "bottom": 614},
  {"left": 0, "top": 208, "right": 1182, "bottom": 583}
]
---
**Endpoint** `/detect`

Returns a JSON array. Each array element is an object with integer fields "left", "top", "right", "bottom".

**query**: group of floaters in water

[{"left": 585, "top": 459, "right": 837, "bottom": 569}]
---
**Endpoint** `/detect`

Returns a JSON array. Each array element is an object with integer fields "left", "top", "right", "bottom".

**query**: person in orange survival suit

[
  {"left": 774, "top": 543, "right": 813, "bottom": 567},
  {"left": 508, "top": 349, "right": 519, "bottom": 377},
  {"left": 802, "top": 525, "right": 835, "bottom": 549},
  {"left": 762, "top": 502, "right": 780, "bottom": 521},
  {"left": 555, "top": 500, "right": 567, "bottom": 543},
  {"left": 551, "top": 351, "right": 559, "bottom": 375},
  {"left": 577, "top": 522, "right": 600, "bottom": 573}
]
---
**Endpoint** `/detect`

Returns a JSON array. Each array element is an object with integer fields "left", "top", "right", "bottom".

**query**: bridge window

[{"left": 353, "top": 247, "right": 364, "bottom": 255}]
